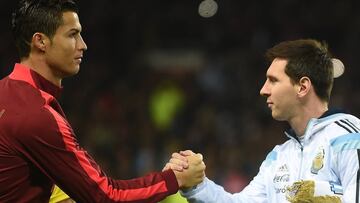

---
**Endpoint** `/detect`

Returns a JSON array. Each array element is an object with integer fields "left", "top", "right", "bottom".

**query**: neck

[
  {"left": 289, "top": 101, "right": 328, "bottom": 136},
  {"left": 20, "top": 55, "right": 62, "bottom": 87}
]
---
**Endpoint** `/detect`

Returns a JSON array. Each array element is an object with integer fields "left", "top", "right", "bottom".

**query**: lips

[
  {"left": 266, "top": 101, "right": 273, "bottom": 108},
  {"left": 74, "top": 55, "right": 83, "bottom": 63}
]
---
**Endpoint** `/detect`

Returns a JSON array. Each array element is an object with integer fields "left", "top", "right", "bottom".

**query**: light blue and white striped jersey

[{"left": 182, "top": 111, "right": 360, "bottom": 202}]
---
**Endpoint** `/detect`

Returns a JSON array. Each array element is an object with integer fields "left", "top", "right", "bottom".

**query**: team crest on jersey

[{"left": 311, "top": 147, "right": 325, "bottom": 174}]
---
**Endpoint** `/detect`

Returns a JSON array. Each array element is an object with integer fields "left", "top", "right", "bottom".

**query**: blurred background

[{"left": 1, "top": 0, "right": 360, "bottom": 202}]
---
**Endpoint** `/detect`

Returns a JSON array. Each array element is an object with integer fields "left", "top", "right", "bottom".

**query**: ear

[
  {"left": 32, "top": 32, "right": 48, "bottom": 52},
  {"left": 297, "top": 76, "right": 311, "bottom": 98}
]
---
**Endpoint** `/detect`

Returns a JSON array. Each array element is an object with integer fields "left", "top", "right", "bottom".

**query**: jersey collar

[
  {"left": 9, "top": 63, "right": 63, "bottom": 99},
  {"left": 285, "top": 108, "right": 346, "bottom": 141}
]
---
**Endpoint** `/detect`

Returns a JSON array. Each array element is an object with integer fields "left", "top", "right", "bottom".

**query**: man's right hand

[{"left": 163, "top": 150, "right": 206, "bottom": 189}]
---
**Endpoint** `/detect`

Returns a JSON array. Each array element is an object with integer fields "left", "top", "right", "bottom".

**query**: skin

[
  {"left": 259, "top": 58, "right": 328, "bottom": 136},
  {"left": 22, "top": 11, "right": 87, "bottom": 87},
  {"left": 19, "top": 10, "right": 204, "bottom": 196},
  {"left": 20, "top": 11, "right": 86, "bottom": 202},
  {"left": 165, "top": 57, "right": 330, "bottom": 188},
  {"left": 260, "top": 59, "right": 301, "bottom": 122},
  {"left": 174, "top": 154, "right": 206, "bottom": 189},
  {"left": 163, "top": 151, "right": 206, "bottom": 189}
]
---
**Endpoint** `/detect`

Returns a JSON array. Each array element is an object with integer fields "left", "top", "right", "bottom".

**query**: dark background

[{"left": 1, "top": 0, "right": 360, "bottom": 193}]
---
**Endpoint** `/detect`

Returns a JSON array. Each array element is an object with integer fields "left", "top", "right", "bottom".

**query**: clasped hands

[{"left": 163, "top": 150, "right": 206, "bottom": 190}]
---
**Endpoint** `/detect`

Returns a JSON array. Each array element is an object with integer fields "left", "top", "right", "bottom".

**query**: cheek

[
  {"left": 57, "top": 39, "right": 76, "bottom": 56},
  {"left": 60, "top": 46, "right": 76, "bottom": 63},
  {"left": 279, "top": 88, "right": 297, "bottom": 106},
  {"left": 63, "top": 42, "right": 76, "bottom": 54},
  {"left": 273, "top": 86, "right": 293, "bottom": 103},
  {"left": 52, "top": 44, "right": 72, "bottom": 56}
]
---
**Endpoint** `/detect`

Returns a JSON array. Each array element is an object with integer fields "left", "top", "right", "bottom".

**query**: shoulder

[
  {"left": 321, "top": 114, "right": 360, "bottom": 153},
  {"left": 1, "top": 78, "right": 46, "bottom": 112},
  {"left": 332, "top": 114, "right": 360, "bottom": 133},
  {"left": 262, "top": 141, "right": 293, "bottom": 167},
  {"left": 274, "top": 139, "right": 295, "bottom": 152},
  {"left": 1, "top": 80, "right": 58, "bottom": 136},
  {"left": 322, "top": 113, "right": 360, "bottom": 139}
]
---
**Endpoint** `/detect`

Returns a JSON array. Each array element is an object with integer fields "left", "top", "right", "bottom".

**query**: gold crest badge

[{"left": 311, "top": 147, "right": 324, "bottom": 174}]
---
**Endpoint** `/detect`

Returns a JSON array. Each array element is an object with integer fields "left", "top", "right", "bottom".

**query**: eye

[
  {"left": 69, "top": 30, "right": 80, "bottom": 38},
  {"left": 268, "top": 76, "right": 278, "bottom": 83}
]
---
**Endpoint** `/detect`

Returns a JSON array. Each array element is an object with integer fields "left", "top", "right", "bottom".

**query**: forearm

[
  {"left": 50, "top": 158, "right": 178, "bottom": 202},
  {"left": 181, "top": 178, "right": 252, "bottom": 203},
  {"left": 23, "top": 116, "right": 178, "bottom": 202}
]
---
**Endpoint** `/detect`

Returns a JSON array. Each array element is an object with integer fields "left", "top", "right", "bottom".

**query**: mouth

[{"left": 74, "top": 56, "right": 83, "bottom": 64}]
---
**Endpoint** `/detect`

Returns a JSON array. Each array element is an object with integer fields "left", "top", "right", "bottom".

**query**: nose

[
  {"left": 260, "top": 80, "right": 269, "bottom": 97},
  {"left": 78, "top": 34, "right": 87, "bottom": 51}
]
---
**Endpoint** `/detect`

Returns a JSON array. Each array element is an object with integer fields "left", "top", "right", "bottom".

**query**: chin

[
  {"left": 272, "top": 114, "right": 280, "bottom": 120},
  {"left": 70, "top": 64, "right": 81, "bottom": 74},
  {"left": 73, "top": 66, "right": 80, "bottom": 74},
  {"left": 271, "top": 112, "right": 286, "bottom": 121},
  {"left": 63, "top": 67, "right": 80, "bottom": 77}
]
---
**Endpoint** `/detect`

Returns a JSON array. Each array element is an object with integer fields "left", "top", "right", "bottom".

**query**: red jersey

[{"left": 0, "top": 63, "right": 178, "bottom": 202}]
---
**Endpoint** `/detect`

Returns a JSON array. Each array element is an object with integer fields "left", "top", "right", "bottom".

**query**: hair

[
  {"left": 11, "top": 0, "right": 78, "bottom": 58},
  {"left": 265, "top": 39, "right": 334, "bottom": 102}
]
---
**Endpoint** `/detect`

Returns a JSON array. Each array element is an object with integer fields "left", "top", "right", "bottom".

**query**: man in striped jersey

[
  {"left": 0, "top": 0, "right": 205, "bottom": 202},
  {"left": 169, "top": 39, "right": 360, "bottom": 202}
]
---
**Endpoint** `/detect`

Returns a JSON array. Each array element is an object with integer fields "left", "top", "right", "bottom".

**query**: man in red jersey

[{"left": 0, "top": 0, "right": 205, "bottom": 202}]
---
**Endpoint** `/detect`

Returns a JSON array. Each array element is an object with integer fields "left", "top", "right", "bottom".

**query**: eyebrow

[
  {"left": 68, "top": 28, "right": 81, "bottom": 33},
  {"left": 267, "top": 75, "right": 277, "bottom": 81}
]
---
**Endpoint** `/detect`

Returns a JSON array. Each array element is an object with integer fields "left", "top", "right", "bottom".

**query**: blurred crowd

[{"left": 1, "top": 0, "right": 360, "bottom": 195}]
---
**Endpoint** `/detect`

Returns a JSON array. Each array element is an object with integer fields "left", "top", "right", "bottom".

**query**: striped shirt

[{"left": 182, "top": 110, "right": 360, "bottom": 202}]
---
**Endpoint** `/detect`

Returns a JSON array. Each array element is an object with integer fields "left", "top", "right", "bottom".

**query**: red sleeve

[{"left": 19, "top": 104, "right": 178, "bottom": 202}]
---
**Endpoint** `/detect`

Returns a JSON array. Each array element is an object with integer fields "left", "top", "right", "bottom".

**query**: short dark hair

[
  {"left": 265, "top": 39, "right": 333, "bottom": 102},
  {"left": 11, "top": 0, "right": 78, "bottom": 58}
]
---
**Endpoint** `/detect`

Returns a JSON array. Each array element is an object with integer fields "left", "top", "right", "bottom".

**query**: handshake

[{"left": 163, "top": 150, "right": 206, "bottom": 189}]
